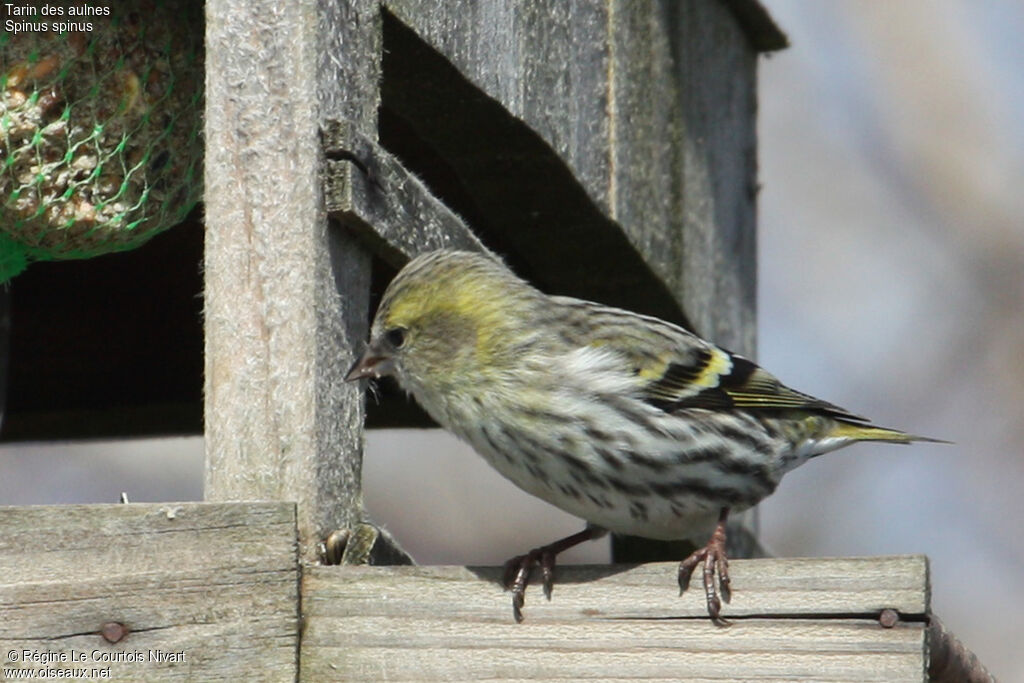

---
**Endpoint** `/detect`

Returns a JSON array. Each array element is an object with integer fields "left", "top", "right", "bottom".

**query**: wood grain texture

[
  {"left": 301, "top": 556, "right": 928, "bottom": 681},
  {"left": 0, "top": 503, "right": 944, "bottom": 680},
  {"left": 0, "top": 503, "right": 298, "bottom": 682},
  {"left": 203, "top": 0, "right": 377, "bottom": 560},
  {"left": 609, "top": 0, "right": 759, "bottom": 354},
  {"left": 377, "top": 11, "right": 695, "bottom": 335},
  {"left": 322, "top": 120, "right": 489, "bottom": 267},
  {"left": 381, "top": 0, "right": 758, "bottom": 354}
]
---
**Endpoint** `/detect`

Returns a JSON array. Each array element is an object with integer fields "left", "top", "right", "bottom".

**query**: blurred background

[{"left": 1, "top": 1, "right": 1021, "bottom": 678}]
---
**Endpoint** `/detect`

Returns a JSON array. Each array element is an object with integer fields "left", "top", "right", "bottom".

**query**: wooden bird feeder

[{"left": 1, "top": 1, "right": 991, "bottom": 680}]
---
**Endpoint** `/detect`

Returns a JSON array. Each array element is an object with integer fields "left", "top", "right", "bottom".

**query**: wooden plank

[
  {"left": 301, "top": 557, "right": 928, "bottom": 682},
  {"left": 0, "top": 503, "right": 298, "bottom": 682},
  {"left": 608, "top": 0, "right": 762, "bottom": 354},
  {"left": 322, "top": 119, "right": 489, "bottom": 267},
  {"left": 382, "top": 0, "right": 613, "bottom": 201},
  {"left": 305, "top": 556, "right": 929, "bottom": 622},
  {"left": 380, "top": 0, "right": 761, "bottom": 353},
  {"left": 377, "top": 10, "right": 695, "bottom": 332},
  {"left": 203, "top": 0, "right": 379, "bottom": 561},
  {"left": 676, "top": 0, "right": 760, "bottom": 353}
]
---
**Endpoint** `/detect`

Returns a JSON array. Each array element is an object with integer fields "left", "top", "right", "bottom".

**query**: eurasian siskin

[{"left": 347, "top": 249, "right": 939, "bottom": 623}]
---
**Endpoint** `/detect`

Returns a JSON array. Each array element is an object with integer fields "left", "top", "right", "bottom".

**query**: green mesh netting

[{"left": 0, "top": 0, "right": 203, "bottom": 282}]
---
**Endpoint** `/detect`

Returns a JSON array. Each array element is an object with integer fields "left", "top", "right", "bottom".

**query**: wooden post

[{"left": 203, "top": 0, "right": 381, "bottom": 562}]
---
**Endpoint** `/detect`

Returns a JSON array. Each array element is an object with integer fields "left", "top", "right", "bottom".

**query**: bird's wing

[
  {"left": 641, "top": 348, "right": 866, "bottom": 421},
  {"left": 557, "top": 298, "right": 866, "bottom": 421}
]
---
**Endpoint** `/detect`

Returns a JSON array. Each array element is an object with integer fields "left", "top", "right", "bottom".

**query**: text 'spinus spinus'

[{"left": 347, "top": 249, "right": 941, "bottom": 623}]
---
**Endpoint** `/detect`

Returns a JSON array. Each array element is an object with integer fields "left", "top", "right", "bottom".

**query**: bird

[{"left": 346, "top": 248, "right": 940, "bottom": 624}]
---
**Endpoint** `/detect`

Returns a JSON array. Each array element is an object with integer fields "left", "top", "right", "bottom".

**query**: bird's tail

[{"left": 830, "top": 420, "right": 950, "bottom": 445}]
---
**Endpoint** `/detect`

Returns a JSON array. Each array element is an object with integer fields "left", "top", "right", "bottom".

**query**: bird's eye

[{"left": 384, "top": 327, "right": 407, "bottom": 348}]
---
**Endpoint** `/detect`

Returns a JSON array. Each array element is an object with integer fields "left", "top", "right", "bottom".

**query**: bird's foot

[
  {"left": 501, "top": 526, "right": 604, "bottom": 623},
  {"left": 678, "top": 508, "right": 731, "bottom": 626},
  {"left": 503, "top": 546, "right": 557, "bottom": 623}
]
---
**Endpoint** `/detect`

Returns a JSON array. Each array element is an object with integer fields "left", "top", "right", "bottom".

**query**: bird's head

[{"left": 345, "top": 250, "right": 537, "bottom": 392}]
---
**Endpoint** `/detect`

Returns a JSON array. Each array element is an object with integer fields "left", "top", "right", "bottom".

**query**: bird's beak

[{"left": 345, "top": 344, "right": 393, "bottom": 382}]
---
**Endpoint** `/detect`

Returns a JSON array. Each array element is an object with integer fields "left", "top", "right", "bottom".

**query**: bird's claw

[
  {"left": 503, "top": 548, "right": 558, "bottom": 623},
  {"left": 678, "top": 510, "right": 731, "bottom": 626},
  {"left": 500, "top": 527, "right": 603, "bottom": 623}
]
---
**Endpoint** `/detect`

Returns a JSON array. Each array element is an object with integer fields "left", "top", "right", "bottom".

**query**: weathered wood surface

[
  {"left": 0, "top": 503, "right": 298, "bottom": 682},
  {"left": 376, "top": 6, "right": 690, "bottom": 336},
  {"left": 203, "top": 0, "right": 379, "bottom": 561},
  {"left": 301, "top": 556, "right": 929, "bottom": 682},
  {"left": 322, "top": 119, "right": 489, "bottom": 266},
  {"left": 380, "top": 0, "right": 775, "bottom": 355}
]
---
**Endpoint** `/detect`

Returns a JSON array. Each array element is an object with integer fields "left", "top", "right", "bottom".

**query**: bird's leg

[
  {"left": 502, "top": 525, "right": 607, "bottom": 623},
  {"left": 678, "top": 507, "right": 732, "bottom": 626}
]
